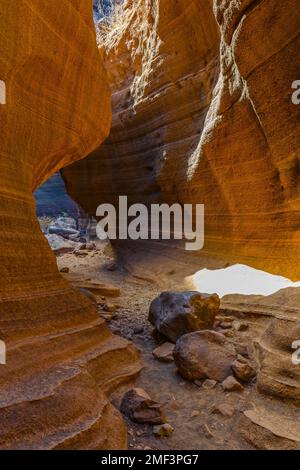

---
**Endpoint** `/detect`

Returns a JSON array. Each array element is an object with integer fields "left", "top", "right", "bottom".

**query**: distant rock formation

[
  {"left": 35, "top": 172, "right": 80, "bottom": 218},
  {"left": 0, "top": 0, "right": 140, "bottom": 449}
]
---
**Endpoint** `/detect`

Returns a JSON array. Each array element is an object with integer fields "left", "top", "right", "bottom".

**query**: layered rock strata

[
  {"left": 222, "top": 288, "right": 300, "bottom": 449},
  {"left": 0, "top": 0, "right": 141, "bottom": 449},
  {"left": 62, "top": 0, "right": 300, "bottom": 448}
]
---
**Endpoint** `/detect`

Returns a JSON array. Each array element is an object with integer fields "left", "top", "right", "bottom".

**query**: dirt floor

[{"left": 53, "top": 241, "right": 267, "bottom": 451}]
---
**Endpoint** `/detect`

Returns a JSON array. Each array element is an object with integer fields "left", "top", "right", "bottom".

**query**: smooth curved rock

[
  {"left": 0, "top": 0, "right": 141, "bottom": 449},
  {"left": 149, "top": 291, "right": 220, "bottom": 343},
  {"left": 64, "top": 0, "right": 300, "bottom": 280}
]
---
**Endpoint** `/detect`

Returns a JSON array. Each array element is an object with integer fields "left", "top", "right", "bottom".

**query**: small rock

[
  {"left": 134, "top": 326, "right": 144, "bottom": 335},
  {"left": 197, "top": 423, "right": 214, "bottom": 439},
  {"left": 220, "top": 321, "right": 232, "bottom": 330},
  {"left": 234, "top": 344, "right": 249, "bottom": 357},
  {"left": 73, "top": 281, "right": 120, "bottom": 297},
  {"left": 191, "top": 410, "right": 200, "bottom": 418},
  {"left": 202, "top": 379, "right": 217, "bottom": 390},
  {"left": 59, "top": 267, "right": 69, "bottom": 273},
  {"left": 152, "top": 342, "right": 174, "bottom": 363},
  {"left": 222, "top": 376, "right": 244, "bottom": 392},
  {"left": 79, "top": 243, "right": 86, "bottom": 250},
  {"left": 74, "top": 250, "right": 88, "bottom": 257},
  {"left": 153, "top": 423, "right": 174, "bottom": 437},
  {"left": 212, "top": 403, "right": 235, "bottom": 418},
  {"left": 103, "top": 303, "right": 118, "bottom": 313},
  {"left": 194, "top": 380, "right": 203, "bottom": 387},
  {"left": 86, "top": 242, "right": 96, "bottom": 251},
  {"left": 106, "top": 261, "right": 119, "bottom": 271},
  {"left": 233, "top": 320, "right": 249, "bottom": 332},
  {"left": 232, "top": 356, "right": 256, "bottom": 382},
  {"left": 222, "top": 330, "right": 234, "bottom": 338},
  {"left": 120, "top": 388, "right": 165, "bottom": 425}
]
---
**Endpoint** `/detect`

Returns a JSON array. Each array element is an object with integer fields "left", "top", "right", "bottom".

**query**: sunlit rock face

[
  {"left": 0, "top": 0, "right": 140, "bottom": 449},
  {"left": 61, "top": 0, "right": 300, "bottom": 446},
  {"left": 64, "top": 0, "right": 300, "bottom": 281}
]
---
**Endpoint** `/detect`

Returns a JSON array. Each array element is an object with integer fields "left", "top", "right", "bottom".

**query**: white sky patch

[
  {"left": 0, "top": 80, "right": 6, "bottom": 104},
  {"left": 191, "top": 264, "right": 300, "bottom": 298}
]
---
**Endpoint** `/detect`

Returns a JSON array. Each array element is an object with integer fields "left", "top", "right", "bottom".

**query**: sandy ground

[{"left": 56, "top": 245, "right": 261, "bottom": 450}]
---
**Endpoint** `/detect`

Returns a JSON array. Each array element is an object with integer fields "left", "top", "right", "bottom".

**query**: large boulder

[
  {"left": 149, "top": 291, "right": 220, "bottom": 343},
  {"left": 173, "top": 330, "right": 236, "bottom": 382}
]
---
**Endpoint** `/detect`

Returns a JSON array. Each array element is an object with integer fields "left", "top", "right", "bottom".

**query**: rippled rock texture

[
  {"left": 0, "top": 0, "right": 140, "bottom": 449},
  {"left": 62, "top": 0, "right": 300, "bottom": 448},
  {"left": 64, "top": 0, "right": 300, "bottom": 281}
]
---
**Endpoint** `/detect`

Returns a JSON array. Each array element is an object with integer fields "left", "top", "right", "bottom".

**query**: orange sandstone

[
  {"left": 0, "top": 0, "right": 140, "bottom": 449},
  {"left": 64, "top": 0, "right": 300, "bottom": 280}
]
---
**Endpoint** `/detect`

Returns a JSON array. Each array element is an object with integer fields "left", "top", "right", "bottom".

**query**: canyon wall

[
  {"left": 0, "top": 0, "right": 140, "bottom": 449},
  {"left": 62, "top": 0, "right": 300, "bottom": 448},
  {"left": 63, "top": 0, "right": 300, "bottom": 281}
]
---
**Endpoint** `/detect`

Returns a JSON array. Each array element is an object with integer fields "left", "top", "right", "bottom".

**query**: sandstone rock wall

[
  {"left": 0, "top": 0, "right": 140, "bottom": 449},
  {"left": 63, "top": 0, "right": 300, "bottom": 281}
]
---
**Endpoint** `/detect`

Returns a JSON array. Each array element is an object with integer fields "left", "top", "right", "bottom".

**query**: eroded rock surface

[
  {"left": 0, "top": 0, "right": 141, "bottom": 449},
  {"left": 149, "top": 291, "right": 220, "bottom": 343},
  {"left": 35, "top": 0, "right": 300, "bottom": 449},
  {"left": 64, "top": 0, "right": 300, "bottom": 280},
  {"left": 120, "top": 387, "right": 165, "bottom": 424}
]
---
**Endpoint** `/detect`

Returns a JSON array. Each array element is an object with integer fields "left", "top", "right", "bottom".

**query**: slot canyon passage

[{"left": 1, "top": 0, "right": 300, "bottom": 451}]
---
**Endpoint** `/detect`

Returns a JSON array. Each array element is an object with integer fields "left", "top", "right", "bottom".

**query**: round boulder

[{"left": 173, "top": 330, "right": 236, "bottom": 382}]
